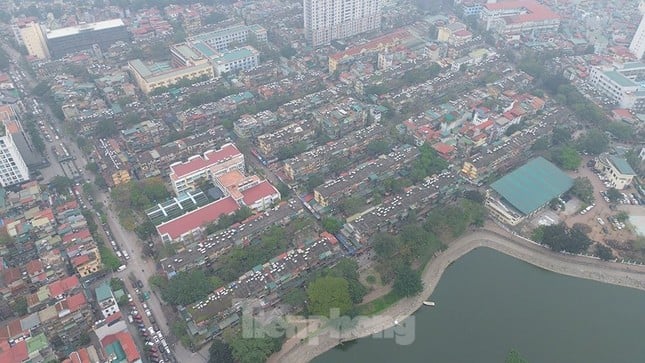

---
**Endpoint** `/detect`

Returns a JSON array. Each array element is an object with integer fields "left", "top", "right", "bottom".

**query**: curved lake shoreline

[{"left": 269, "top": 227, "right": 645, "bottom": 363}]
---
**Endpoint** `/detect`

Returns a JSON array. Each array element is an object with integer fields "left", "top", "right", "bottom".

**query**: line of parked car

[{"left": 127, "top": 280, "right": 171, "bottom": 363}]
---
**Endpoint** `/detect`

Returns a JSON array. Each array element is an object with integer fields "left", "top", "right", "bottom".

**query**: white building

[
  {"left": 169, "top": 143, "right": 245, "bottom": 195},
  {"left": 0, "top": 121, "right": 29, "bottom": 187},
  {"left": 630, "top": 1, "right": 645, "bottom": 60},
  {"left": 304, "top": 0, "right": 382, "bottom": 47},
  {"left": 95, "top": 282, "right": 119, "bottom": 319},
  {"left": 212, "top": 46, "right": 259, "bottom": 76},
  {"left": 588, "top": 62, "right": 645, "bottom": 112},
  {"left": 597, "top": 154, "right": 636, "bottom": 190},
  {"left": 480, "top": 0, "right": 560, "bottom": 35}
]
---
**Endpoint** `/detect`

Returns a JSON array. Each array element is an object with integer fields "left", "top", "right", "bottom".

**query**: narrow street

[{"left": 1, "top": 40, "right": 201, "bottom": 362}]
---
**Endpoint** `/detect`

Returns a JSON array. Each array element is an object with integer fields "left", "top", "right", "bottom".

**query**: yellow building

[
  {"left": 73, "top": 247, "right": 103, "bottom": 277},
  {"left": 111, "top": 169, "right": 131, "bottom": 186},
  {"left": 460, "top": 161, "right": 478, "bottom": 182},
  {"left": 128, "top": 59, "right": 214, "bottom": 94},
  {"left": 18, "top": 22, "right": 49, "bottom": 59}
]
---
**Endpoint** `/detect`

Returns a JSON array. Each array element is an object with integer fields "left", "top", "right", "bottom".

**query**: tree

[
  {"left": 85, "top": 162, "right": 99, "bottom": 174},
  {"left": 322, "top": 217, "right": 343, "bottom": 234},
  {"left": 604, "top": 122, "right": 633, "bottom": 142},
  {"left": 135, "top": 220, "right": 157, "bottom": 240},
  {"left": 208, "top": 339, "right": 234, "bottom": 363},
  {"left": 606, "top": 188, "right": 622, "bottom": 203},
  {"left": 0, "top": 229, "right": 13, "bottom": 245},
  {"left": 50, "top": 176, "right": 73, "bottom": 195},
  {"left": 372, "top": 233, "right": 400, "bottom": 260},
  {"left": 506, "top": 350, "right": 528, "bottom": 363},
  {"left": 161, "top": 270, "right": 217, "bottom": 306},
  {"left": 279, "top": 46, "right": 297, "bottom": 59},
  {"left": 124, "top": 112, "right": 142, "bottom": 126},
  {"left": 229, "top": 332, "right": 282, "bottom": 363},
  {"left": 305, "top": 174, "right": 325, "bottom": 191},
  {"left": 551, "top": 127, "right": 571, "bottom": 146},
  {"left": 570, "top": 177, "right": 594, "bottom": 204},
  {"left": 392, "top": 265, "right": 422, "bottom": 297},
  {"left": 595, "top": 244, "right": 614, "bottom": 261},
  {"left": 577, "top": 129, "right": 608, "bottom": 155},
  {"left": 367, "top": 139, "right": 390, "bottom": 156},
  {"left": 530, "top": 136, "right": 549, "bottom": 152},
  {"left": 95, "top": 119, "right": 118, "bottom": 138},
  {"left": 551, "top": 146, "right": 581, "bottom": 170},
  {"left": 99, "top": 245, "right": 122, "bottom": 271},
  {"left": 11, "top": 296, "right": 28, "bottom": 316},
  {"left": 307, "top": 276, "right": 352, "bottom": 316},
  {"left": 533, "top": 223, "right": 591, "bottom": 254}
]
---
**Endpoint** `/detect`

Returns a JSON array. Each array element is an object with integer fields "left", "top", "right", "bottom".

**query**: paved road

[{"left": 1, "top": 40, "right": 201, "bottom": 362}]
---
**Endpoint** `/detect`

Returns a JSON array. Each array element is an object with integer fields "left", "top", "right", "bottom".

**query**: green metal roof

[
  {"left": 604, "top": 70, "right": 636, "bottom": 87},
  {"left": 95, "top": 281, "right": 113, "bottom": 302},
  {"left": 609, "top": 155, "right": 635, "bottom": 175},
  {"left": 490, "top": 157, "right": 573, "bottom": 215},
  {"left": 104, "top": 341, "right": 126, "bottom": 363}
]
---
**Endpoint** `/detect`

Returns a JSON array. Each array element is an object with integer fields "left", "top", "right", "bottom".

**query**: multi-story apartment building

[
  {"left": 95, "top": 282, "right": 120, "bottom": 319},
  {"left": 169, "top": 143, "right": 245, "bottom": 195},
  {"left": 45, "top": 19, "right": 130, "bottom": 59},
  {"left": 0, "top": 121, "right": 29, "bottom": 187},
  {"left": 630, "top": 1, "right": 645, "bottom": 60},
  {"left": 479, "top": 0, "right": 560, "bottom": 35},
  {"left": 186, "top": 24, "right": 266, "bottom": 51},
  {"left": 303, "top": 0, "right": 382, "bottom": 47},
  {"left": 313, "top": 97, "right": 368, "bottom": 139},
  {"left": 16, "top": 21, "right": 49, "bottom": 59},
  {"left": 589, "top": 62, "right": 645, "bottom": 112}
]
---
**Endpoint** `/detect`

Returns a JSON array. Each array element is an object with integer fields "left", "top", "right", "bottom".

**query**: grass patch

[{"left": 357, "top": 291, "right": 402, "bottom": 316}]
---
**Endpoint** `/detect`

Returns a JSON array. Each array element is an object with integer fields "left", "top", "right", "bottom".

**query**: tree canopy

[
  {"left": 392, "top": 265, "right": 423, "bottom": 297},
  {"left": 161, "top": 270, "right": 219, "bottom": 306},
  {"left": 577, "top": 129, "right": 608, "bottom": 155},
  {"left": 307, "top": 276, "right": 352, "bottom": 316},
  {"left": 50, "top": 176, "right": 73, "bottom": 195},
  {"left": 550, "top": 146, "right": 581, "bottom": 170},
  {"left": 532, "top": 223, "right": 592, "bottom": 254},
  {"left": 208, "top": 339, "right": 234, "bottom": 363},
  {"left": 322, "top": 217, "right": 343, "bottom": 234},
  {"left": 570, "top": 177, "right": 594, "bottom": 204},
  {"left": 229, "top": 327, "right": 283, "bottom": 363}
]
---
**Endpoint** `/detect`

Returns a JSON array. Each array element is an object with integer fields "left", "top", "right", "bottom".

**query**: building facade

[
  {"left": 0, "top": 122, "right": 29, "bottom": 187},
  {"left": 186, "top": 24, "right": 267, "bottom": 51},
  {"left": 480, "top": 0, "right": 560, "bottom": 35},
  {"left": 169, "top": 143, "right": 245, "bottom": 195},
  {"left": 304, "top": 0, "right": 382, "bottom": 47},
  {"left": 589, "top": 62, "right": 645, "bottom": 112},
  {"left": 630, "top": 1, "right": 645, "bottom": 60},
  {"left": 18, "top": 22, "right": 49, "bottom": 59},
  {"left": 597, "top": 154, "right": 636, "bottom": 190},
  {"left": 45, "top": 19, "right": 130, "bottom": 59}
]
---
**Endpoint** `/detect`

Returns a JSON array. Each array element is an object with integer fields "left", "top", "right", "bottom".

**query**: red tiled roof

[
  {"left": 157, "top": 197, "right": 239, "bottom": 240},
  {"left": 62, "top": 229, "right": 92, "bottom": 245},
  {"left": 0, "top": 340, "right": 28, "bottom": 363},
  {"left": 102, "top": 331, "right": 140, "bottom": 363},
  {"left": 330, "top": 29, "right": 411, "bottom": 61},
  {"left": 25, "top": 260, "right": 43, "bottom": 276},
  {"left": 3, "top": 267, "right": 22, "bottom": 284},
  {"left": 433, "top": 142, "right": 456, "bottom": 155},
  {"left": 484, "top": 0, "right": 559, "bottom": 23},
  {"left": 169, "top": 143, "right": 241, "bottom": 179},
  {"left": 67, "top": 347, "right": 91, "bottom": 363},
  {"left": 71, "top": 254, "right": 91, "bottom": 267},
  {"left": 105, "top": 311, "right": 122, "bottom": 325},
  {"left": 242, "top": 181, "right": 279, "bottom": 206},
  {"left": 320, "top": 232, "right": 338, "bottom": 244},
  {"left": 66, "top": 292, "right": 87, "bottom": 312},
  {"left": 48, "top": 275, "right": 80, "bottom": 298}
]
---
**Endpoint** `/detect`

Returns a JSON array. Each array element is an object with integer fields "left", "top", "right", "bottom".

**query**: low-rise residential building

[
  {"left": 313, "top": 97, "right": 368, "bottom": 139},
  {"left": 313, "top": 146, "right": 419, "bottom": 208},
  {"left": 233, "top": 111, "right": 278, "bottom": 138},
  {"left": 597, "top": 154, "right": 636, "bottom": 190},
  {"left": 283, "top": 123, "right": 386, "bottom": 180},
  {"left": 256, "top": 119, "right": 316, "bottom": 158},
  {"left": 95, "top": 282, "right": 119, "bottom": 319}
]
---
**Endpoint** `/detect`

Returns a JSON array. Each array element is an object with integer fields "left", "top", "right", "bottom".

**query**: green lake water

[{"left": 314, "top": 248, "right": 645, "bottom": 363}]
